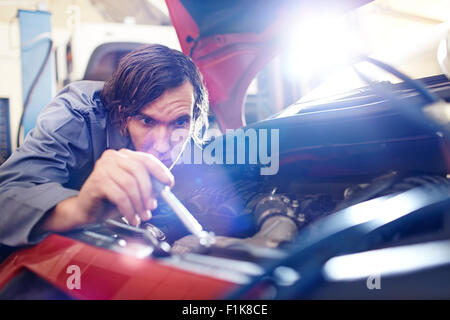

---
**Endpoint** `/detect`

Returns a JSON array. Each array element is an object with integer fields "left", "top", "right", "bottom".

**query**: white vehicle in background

[{"left": 57, "top": 21, "right": 180, "bottom": 85}]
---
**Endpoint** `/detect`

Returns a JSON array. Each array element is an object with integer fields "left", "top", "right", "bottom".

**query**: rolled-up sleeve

[{"left": 0, "top": 88, "right": 94, "bottom": 246}]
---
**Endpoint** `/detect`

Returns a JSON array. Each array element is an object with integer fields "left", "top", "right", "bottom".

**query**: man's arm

[
  {"left": 32, "top": 197, "right": 84, "bottom": 234},
  {"left": 33, "top": 149, "right": 175, "bottom": 234},
  {"left": 0, "top": 88, "right": 95, "bottom": 246},
  {"left": 0, "top": 83, "right": 175, "bottom": 246}
]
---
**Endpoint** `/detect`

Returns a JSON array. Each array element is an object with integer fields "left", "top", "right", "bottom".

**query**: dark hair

[{"left": 100, "top": 44, "right": 209, "bottom": 145}]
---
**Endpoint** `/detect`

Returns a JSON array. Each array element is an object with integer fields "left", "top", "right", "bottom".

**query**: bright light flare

[
  {"left": 323, "top": 239, "right": 450, "bottom": 281},
  {"left": 285, "top": 14, "right": 362, "bottom": 82}
]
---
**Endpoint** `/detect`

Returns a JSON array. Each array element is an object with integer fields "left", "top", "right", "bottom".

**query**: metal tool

[
  {"left": 151, "top": 177, "right": 216, "bottom": 247},
  {"left": 104, "top": 218, "right": 171, "bottom": 257}
]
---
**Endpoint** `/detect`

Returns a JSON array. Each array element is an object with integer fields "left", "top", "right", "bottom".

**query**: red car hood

[{"left": 166, "top": 0, "right": 372, "bottom": 130}]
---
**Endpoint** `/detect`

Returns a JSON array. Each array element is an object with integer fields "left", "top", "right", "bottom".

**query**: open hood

[{"left": 166, "top": 0, "right": 372, "bottom": 130}]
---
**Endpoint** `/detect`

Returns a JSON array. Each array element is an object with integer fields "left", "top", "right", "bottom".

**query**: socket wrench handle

[{"left": 151, "top": 177, "right": 215, "bottom": 246}]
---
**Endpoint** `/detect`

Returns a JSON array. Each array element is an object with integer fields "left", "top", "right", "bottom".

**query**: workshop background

[{"left": 0, "top": 0, "right": 449, "bottom": 162}]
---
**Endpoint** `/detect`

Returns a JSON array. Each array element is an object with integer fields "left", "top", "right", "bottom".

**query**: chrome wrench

[{"left": 151, "top": 178, "right": 216, "bottom": 247}]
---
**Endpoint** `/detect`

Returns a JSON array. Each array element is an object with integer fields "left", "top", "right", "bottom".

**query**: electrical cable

[
  {"left": 16, "top": 37, "right": 53, "bottom": 148},
  {"left": 351, "top": 64, "right": 408, "bottom": 108},
  {"left": 362, "top": 56, "right": 440, "bottom": 104},
  {"left": 351, "top": 62, "right": 442, "bottom": 133}
]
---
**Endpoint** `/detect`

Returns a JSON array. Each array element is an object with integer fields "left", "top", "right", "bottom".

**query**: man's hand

[{"left": 36, "top": 149, "right": 174, "bottom": 232}]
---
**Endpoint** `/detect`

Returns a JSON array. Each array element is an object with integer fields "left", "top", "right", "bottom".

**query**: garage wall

[{"left": 0, "top": 0, "right": 105, "bottom": 150}]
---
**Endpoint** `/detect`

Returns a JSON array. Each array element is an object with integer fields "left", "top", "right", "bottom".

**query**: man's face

[{"left": 127, "top": 81, "right": 194, "bottom": 168}]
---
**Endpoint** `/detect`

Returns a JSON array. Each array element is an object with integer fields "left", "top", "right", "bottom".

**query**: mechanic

[{"left": 0, "top": 44, "right": 209, "bottom": 247}]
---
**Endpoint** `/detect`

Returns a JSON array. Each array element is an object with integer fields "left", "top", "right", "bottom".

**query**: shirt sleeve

[{"left": 0, "top": 90, "right": 94, "bottom": 247}]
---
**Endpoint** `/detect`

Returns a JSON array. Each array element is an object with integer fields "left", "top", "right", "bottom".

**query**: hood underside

[{"left": 166, "top": 0, "right": 372, "bottom": 130}]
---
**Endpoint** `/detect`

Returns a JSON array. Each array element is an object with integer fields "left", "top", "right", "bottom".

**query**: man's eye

[
  {"left": 140, "top": 118, "right": 155, "bottom": 126},
  {"left": 174, "top": 118, "right": 190, "bottom": 127}
]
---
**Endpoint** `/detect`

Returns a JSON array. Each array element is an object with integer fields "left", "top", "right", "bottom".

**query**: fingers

[
  {"left": 103, "top": 163, "right": 149, "bottom": 222},
  {"left": 113, "top": 152, "right": 154, "bottom": 209},
  {"left": 114, "top": 151, "right": 166, "bottom": 216},
  {"left": 84, "top": 149, "right": 175, "bottom": 226},
  {"left": 119, "top": 149, "right": 175, "bottom": 188},
  {"left": 97, "top": 168, "right": 140, "bottom": 226}
]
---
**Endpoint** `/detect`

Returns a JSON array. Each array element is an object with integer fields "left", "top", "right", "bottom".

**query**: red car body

[{"left": 0, "top": 234, "right": 236, "bottom": 299}]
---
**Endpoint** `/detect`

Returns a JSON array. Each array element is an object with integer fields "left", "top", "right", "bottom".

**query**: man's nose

[{"left": 151, "top": 125, "right": 171, "bottom": 154}]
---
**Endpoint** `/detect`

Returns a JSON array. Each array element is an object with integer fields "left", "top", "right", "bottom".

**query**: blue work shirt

[{"left": 0, "top": 81, "right": 134, "bottom": 246}]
